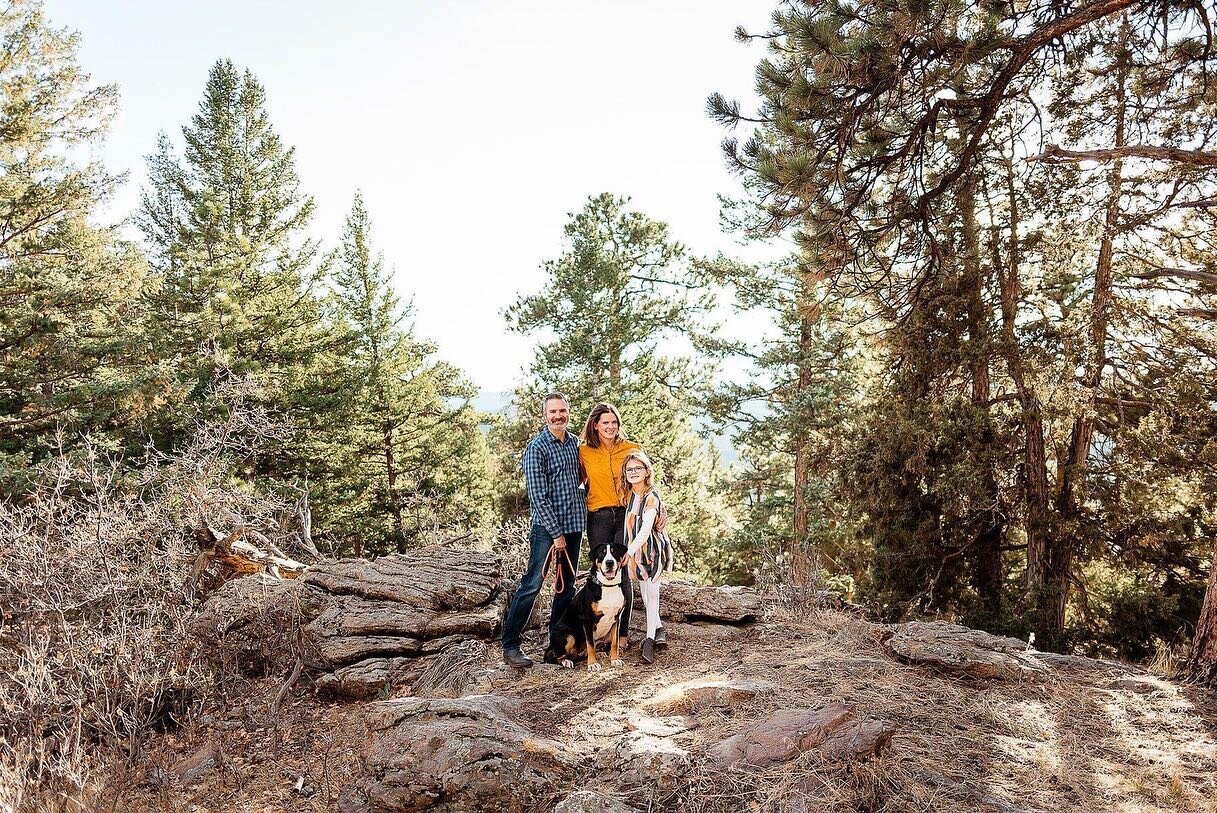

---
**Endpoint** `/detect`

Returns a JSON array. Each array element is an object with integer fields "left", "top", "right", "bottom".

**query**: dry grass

[
  {"left": 492, "top": 604, "right": 1217, "bottom": 813},
  {"left": 0, "top": 379, "right": 314, "bottom": 813}
]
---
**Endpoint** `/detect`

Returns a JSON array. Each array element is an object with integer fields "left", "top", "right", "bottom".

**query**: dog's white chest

[{"left": 593, "top": 586, "right": 625, "bottom": 641}]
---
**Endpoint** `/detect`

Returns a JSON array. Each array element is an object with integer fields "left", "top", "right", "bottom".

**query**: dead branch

[
  {"left": 1028, "top": 144, "right": 1217, "bottom": 168},
  {"left": 271, "top": 657, "right": 304, "bottom": 715}
]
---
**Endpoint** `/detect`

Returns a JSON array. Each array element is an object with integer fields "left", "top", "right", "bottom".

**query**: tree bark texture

[{"left": 1185, "top": 538, "right": 1217, "bottom": 687}]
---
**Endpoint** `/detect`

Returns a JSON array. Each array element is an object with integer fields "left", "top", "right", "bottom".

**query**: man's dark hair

[{"left": 540, "top": 391, "right": 569, "bottom": 414}]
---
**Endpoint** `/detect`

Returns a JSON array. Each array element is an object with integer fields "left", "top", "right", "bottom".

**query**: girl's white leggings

[{"left": 638, "top": 576, "right": 662, "bottom": 639}]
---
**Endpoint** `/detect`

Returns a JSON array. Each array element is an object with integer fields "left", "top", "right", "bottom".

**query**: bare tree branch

[{"left": 1028, "top": 144, "right": 1217, "bottom": 167}]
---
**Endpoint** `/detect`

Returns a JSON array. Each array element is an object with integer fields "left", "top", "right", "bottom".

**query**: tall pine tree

[
  {"left": 0, "top": 0, "right": 146, "bottom": 487},
  {"left": 316, "top": 194, "right": 492, "bottom": 555},
  {"left": 136, "top": 59, "right": 331, "bottom": 458}
]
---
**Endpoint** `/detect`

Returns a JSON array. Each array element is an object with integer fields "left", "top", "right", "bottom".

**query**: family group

[{"left": 501, "top": 393, "right": 673, "bottom": 669}]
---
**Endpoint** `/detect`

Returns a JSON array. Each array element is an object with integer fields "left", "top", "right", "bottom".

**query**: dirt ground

[{"left": 108, "top": 608, "right": 1217, "bottom": 813}]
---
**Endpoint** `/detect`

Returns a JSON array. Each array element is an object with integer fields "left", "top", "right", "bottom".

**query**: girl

[{"left": 619, "top": 450, "right": 672, "bottom": 664}]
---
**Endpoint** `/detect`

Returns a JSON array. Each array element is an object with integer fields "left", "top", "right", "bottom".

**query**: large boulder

[
  {"left": 192, "top": 546, "right": 507, "bottom": 697},
  {"left": 651, "top": 582, "right": 762, "bottom": 624},
  {"left": 710, "top": 701, "right": 895, "bottom": 769},
  {"left": 336, "top": 695, "right": 573, "bottom": 813},
  {"left": 884, "top": 621, "right": 1048, "bottom": 680}
]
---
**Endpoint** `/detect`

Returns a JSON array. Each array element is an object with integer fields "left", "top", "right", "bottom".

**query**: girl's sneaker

[
  {"left": 641, "top": 637, "right": 656, "bottom": 663},
  {"left": 654, "top": 626, "right": 667, "bottom": 646}
]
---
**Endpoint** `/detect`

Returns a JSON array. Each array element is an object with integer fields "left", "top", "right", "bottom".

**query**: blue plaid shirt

[{"left": 522, "top": 427, "right": 586, "bottom": 539}]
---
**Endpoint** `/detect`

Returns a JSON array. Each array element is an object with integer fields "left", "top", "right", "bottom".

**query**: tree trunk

[
  {"left": 379, "top": 384, "right": 406, "bottom": 554},
  {"left": 993, "top": 145, "right": 1060, "bottom": 647},
  {"left": 1050, "top": 18, "right": 1127, "bottom": 644},
  {"left": 790, "top": 297, "right": 814, "bottom": 586},
  {"left": 1185, "top": 539, "right": 1217, "bottom": 687},
  {"left": 957, "top": 172, "right": 1004, "bottom": 620}
]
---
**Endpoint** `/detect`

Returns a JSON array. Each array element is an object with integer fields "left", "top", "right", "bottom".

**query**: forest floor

[{"left": 109, "top": 607, "right": 1217, "bottom": 813}]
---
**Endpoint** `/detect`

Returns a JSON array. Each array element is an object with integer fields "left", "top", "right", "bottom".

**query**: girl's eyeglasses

[{"left": 625, "top": 466, "right": 647, "bottom": 474}]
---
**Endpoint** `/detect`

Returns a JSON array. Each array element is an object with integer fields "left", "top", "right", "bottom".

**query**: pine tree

[
  {"left": 502, "top": 193, "right": 730, "bottom": 574},
  {"left": 504, "top": 193, "right": 717, "bottom": 402},
  {"left": 136, "top": 59, "right": 330, "bottom": 454},
  {"left": 713, "top": 0, "right": 1217, "bottom": 649},
  {"left": 706, "top": 248, "right": 869, "bottom": 589},
  {"left": 317, "top": 194, "right": 491, "bottom": 555},
  {"left": 0, "top": 0, "right": 146, "bottom": 486}
]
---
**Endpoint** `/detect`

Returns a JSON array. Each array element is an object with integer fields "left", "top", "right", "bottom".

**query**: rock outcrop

[
  {"left": 884, "top": 621, "right": 1047, "bottom": 680},
  {"left": 653, "top": 581, "right": 762, "bottom": 623},
  {"left": 192, "top": 547, "right": 506, "bottom": 698},
  {"left": 643, "top": 677, "right": 774, "bottom": 714},
  {"left": 711, "top": 701, "right": 896, "bottom": 769},
  {"left": 336, "top": 695, "right": 574, "bottom": 813}
]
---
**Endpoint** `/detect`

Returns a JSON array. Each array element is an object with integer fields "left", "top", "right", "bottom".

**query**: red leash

[{"left": 541, "top": 542, "right": 576, "bottom": 594}]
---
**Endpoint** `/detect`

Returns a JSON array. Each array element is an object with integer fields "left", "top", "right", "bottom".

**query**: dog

[{"left": 544, "top": 541, "right": 627, "bottom": 672}]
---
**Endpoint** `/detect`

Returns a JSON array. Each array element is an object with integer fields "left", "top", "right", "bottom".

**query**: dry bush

[
  {"left": 0, "top": 378, "right": 309, "bottom": 812},
  {"left": 752, "top": 547, "right": 855, "bottom": 620},
  {"left": 491, "top": 516, "right": 533, "bottom": 584},
  {"left": 0, "top": 449, "right": 205, "bottom": 812}
]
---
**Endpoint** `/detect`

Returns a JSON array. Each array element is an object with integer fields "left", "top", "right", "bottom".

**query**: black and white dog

[{"left": 544, "top": 541, "right": 627, "bottom": 671}]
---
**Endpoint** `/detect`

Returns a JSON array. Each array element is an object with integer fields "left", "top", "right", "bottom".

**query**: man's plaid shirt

[{"left": 522, "top": 427, "right": 586, "bottom": 539}]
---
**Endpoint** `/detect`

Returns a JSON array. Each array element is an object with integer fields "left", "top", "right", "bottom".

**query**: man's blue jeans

[{"left": 502, "top": 524, "right": 582, "bottom": 651}]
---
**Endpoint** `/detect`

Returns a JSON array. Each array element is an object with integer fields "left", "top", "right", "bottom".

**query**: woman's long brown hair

[{"left": 580, "top": 402, "right": 626, "bottom": 449}]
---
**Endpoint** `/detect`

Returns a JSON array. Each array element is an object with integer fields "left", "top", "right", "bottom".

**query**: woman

[{"left": 579, "top": 403, "right": 639, "bottom": 649}]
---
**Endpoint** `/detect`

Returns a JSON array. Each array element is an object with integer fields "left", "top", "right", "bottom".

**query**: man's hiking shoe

[
  {"left": 654, "top": 626, "right": 667, "bottom": 646},
  {"left": 641, "top": 637, "right": 656, "bottom": 664},
  {"left": 503, "top": 647, "right": 534, "bottom": 669}
]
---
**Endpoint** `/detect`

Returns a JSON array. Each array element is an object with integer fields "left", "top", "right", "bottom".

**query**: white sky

[{"left": 49, "top": 0, "right": 780, "bottom": 392}]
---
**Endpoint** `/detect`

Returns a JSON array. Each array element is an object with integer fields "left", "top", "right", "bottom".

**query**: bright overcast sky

[{"left": 49, "top": 1, "right": 779, "bottom": 392}]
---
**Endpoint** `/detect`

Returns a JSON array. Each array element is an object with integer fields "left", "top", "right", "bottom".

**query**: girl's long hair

[
  {"left": 581, "top": 402, "right": 626, "bottom": 449},
  {"left": 617, "top": 450, "right": 654, "bottom": 504}
]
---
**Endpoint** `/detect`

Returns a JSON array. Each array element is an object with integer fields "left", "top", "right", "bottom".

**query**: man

[{"left": 502, "top": 391, "right": 585, "bottom": 668}]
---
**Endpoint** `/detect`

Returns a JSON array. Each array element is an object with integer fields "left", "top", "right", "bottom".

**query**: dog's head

[{"left": 590, "top": 541, "right": 627, "bottom": 585}]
